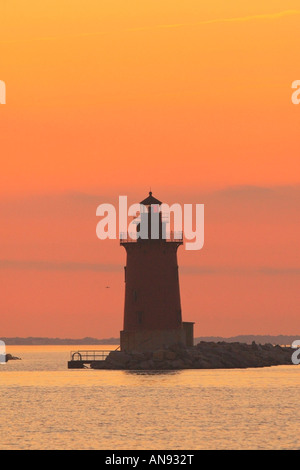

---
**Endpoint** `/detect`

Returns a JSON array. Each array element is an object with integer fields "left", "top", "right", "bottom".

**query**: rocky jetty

[
  {"left": 90, "top": 341, "right": 295, "bottom": 370},
  {"left": 4, "top": 354, "right": 21, "bottom": 362}
]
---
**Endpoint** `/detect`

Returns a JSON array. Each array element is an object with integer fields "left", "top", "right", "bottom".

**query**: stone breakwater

[{"left": 90, "top": 342, "right": 295, "bottom": 370}]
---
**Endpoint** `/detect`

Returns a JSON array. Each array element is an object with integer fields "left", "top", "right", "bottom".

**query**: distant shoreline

[
  {"left": 2, "top": 337, "right": 119, "bottom": 346},
  {"left": 1, "top": 335, "right": 299, "bottom": 346}
]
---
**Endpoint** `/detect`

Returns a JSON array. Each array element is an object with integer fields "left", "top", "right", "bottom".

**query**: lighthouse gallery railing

[{"left": 120, "top": 231, "right": 183, "bottom": 243}]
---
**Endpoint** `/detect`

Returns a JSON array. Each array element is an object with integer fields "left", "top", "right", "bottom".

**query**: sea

[{"left": 0, "top": 345, "right": 299, "bottom": 450}]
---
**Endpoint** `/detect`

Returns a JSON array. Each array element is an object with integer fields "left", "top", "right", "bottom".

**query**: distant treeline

[
  {"left": 194, "top": 335, "right": 300, "bottom": 346},
  {"left": 1, "top": 335, "right": 299, "bottom": 346},
  {"left": 1, "top": 337, "right": 119, "bottom": 345}
]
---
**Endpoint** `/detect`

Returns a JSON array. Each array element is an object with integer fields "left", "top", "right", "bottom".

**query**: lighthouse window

[
  {"left": 137, "top": 311, "right": 143, "bottom": 325},
  {"left": 133, "top": 289, "right": 138, "bottom": 302}
]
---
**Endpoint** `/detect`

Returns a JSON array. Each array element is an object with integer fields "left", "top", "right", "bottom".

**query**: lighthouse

[{"left": 120, "top": 192, "right": 194, "bottom": 352}]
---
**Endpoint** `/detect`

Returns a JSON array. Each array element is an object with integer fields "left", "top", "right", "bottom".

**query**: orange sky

[{"left": 0, "top": 1, "right": 299, "bottom": 338}]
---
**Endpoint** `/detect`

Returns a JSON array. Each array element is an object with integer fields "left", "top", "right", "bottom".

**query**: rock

[
  {"left": 171, "top": 359, "right": 185, "bottom": 369},
  {"left": 139, "top": 360, "right": 154, "bottom": 369},
  {"left": 193, "top": 358, "right": 211, "bottom": 369},
  {"left": 106, "top": 351, "right": 131, "bottom": 368},
  {"left": 152, "top": 350, "right": 165, "bottom": 361},
  {"left": 128, "top": 361, "right": 139, "bottom": 370},
  {"left": 5, "top": 354, "right": 21, "bottom": 362},
  {"left": 165, "top": 351, "right": 176, "bottom": 361},
  {"left": 131, "top": 351, "right": 147, "bottom": 362}
]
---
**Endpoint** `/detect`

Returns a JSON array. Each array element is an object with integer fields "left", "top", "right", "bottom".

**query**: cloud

[
  {"left": 211, "top": 184, "right": 300, "bottom": 196},
  {"left": 164, "top": 183, "right": 300, "bottom": 204},
  {"left": 1, "top": 184, "right": 299, "bottom": 222},
  {"left": 151, "top": 10, "right": 300, "bottom": 31},
  {"left": 2, "top": 10, "right": 300, "bottom": 44},
  {"left": 0, "top": 259, "right": 299, "bottom": 276},
  {"left": 181, "top": 266, "right": 300, "bottom": 276},
  {"left": 0, "top": 191, "right": 111, "bottom": 218},
  {"left": 0, "top": 259, "right": 122, "bottom": 272}
]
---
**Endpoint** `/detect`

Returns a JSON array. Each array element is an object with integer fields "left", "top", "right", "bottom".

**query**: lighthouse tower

[{"left": 120, "top": 192, "right": 194, "bottom": 352}]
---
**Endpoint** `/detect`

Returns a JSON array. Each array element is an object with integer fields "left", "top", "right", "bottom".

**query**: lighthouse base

[{"left": 120, "top": 322, "right": 194, "bottom": 353}]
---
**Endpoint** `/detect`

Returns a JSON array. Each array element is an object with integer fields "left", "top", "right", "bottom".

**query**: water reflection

[
  {"left": 125, "top": 369, "right": 180, "bottom": 376},
  {"left": 1, "top": 347, "right": 300, "bottom": 449}
]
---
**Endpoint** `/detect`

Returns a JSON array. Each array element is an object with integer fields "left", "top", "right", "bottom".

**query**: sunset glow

[{"left": 0, "top": 1, "right": 299, "bottom": 338}]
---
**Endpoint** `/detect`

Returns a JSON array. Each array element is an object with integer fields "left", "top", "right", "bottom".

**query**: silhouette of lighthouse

[{"left": 120, "top": 192, "right": 194, "bottom": 352}]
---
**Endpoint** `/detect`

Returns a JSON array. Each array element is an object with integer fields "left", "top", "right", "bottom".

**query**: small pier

[{"left": 68, "top": 350, "right": 113, "bottom": 369}]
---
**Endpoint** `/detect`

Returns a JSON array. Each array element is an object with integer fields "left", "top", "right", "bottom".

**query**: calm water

[{"left": 0, "top": 345, "right": 299, "bottom": 450}]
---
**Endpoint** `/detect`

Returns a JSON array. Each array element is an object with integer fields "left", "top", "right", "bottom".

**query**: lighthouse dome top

[{"left": 140, "top": 191, "right": 162, "bottom": 206}]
